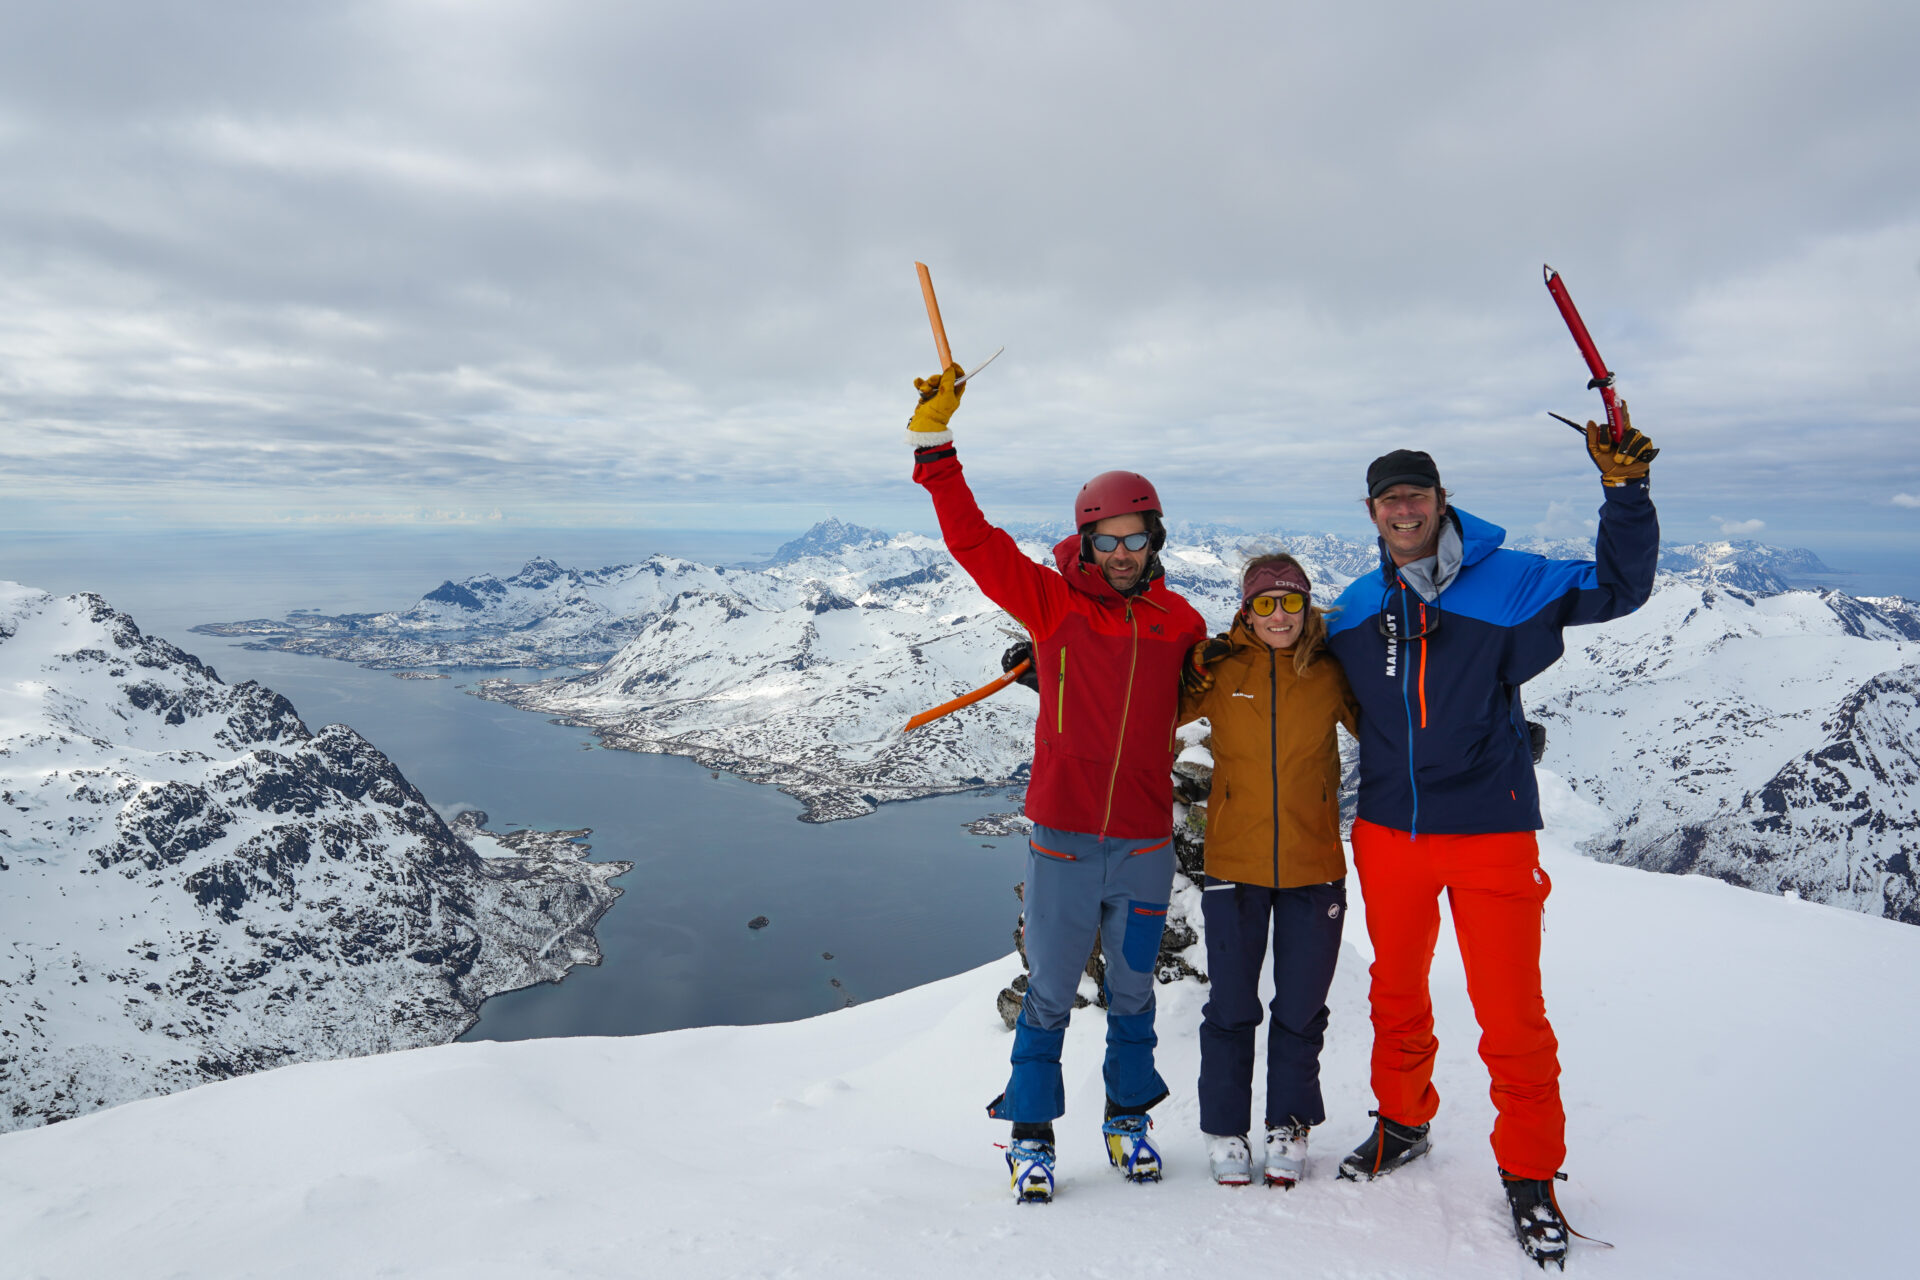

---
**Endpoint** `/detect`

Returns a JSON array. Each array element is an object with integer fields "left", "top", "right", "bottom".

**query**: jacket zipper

[
  {"left": 1417, "top": 602, "right": 1430, "bottom": 729},
  {"left": 1098, "top": 604, "right": 1139, "bottom": 836},
  {"left": 1398, "top": 578, "right": 1419, "bottom": 839},
  {"left": 1056, "top": 647, "right": 1066, "bottom": 734},
  {"left": 1268, "top": 644, "right": 1281, "bottom": 887}
]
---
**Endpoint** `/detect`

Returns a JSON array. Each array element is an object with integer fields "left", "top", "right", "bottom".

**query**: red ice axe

[{"left": 1543, "top": 264, "right": 1624, "bottom": 445}]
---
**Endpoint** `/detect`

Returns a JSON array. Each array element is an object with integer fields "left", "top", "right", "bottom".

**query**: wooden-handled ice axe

[
  {"left": 913, "top": 262, "right": 1003, "bottom": 386},
  {"left": 903, "top": 660, "right": 1032, "bottom": 733}
]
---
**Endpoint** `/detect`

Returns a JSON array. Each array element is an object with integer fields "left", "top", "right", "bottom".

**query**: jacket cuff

[{"left": 914, "top": 443, "right": 958, "bottom": 463}]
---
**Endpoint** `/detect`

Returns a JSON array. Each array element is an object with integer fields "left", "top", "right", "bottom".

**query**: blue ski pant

[
  {"left": 1196, "top": 876, "right": 1346, "bottom": 1138},
  {"left": 988, "top": 824, "right": 1177, "bottom": 1124}
]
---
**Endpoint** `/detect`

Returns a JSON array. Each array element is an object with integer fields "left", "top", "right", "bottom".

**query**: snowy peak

[
  {"left": 1, "top": 585, "right": 305, "bottom": 755},
  {"left": 768, "top": 518, "right": 892, "bottom": 564}
]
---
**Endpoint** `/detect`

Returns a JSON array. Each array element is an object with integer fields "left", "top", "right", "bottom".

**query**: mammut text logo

[{"left": 1383, "top": 609, "right": 1399, "bottom": 677}]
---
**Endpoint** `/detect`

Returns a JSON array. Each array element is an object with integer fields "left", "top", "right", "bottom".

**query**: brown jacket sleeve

[{"left": 1329, "top": 660, "right": 1360, "bottom": 736}]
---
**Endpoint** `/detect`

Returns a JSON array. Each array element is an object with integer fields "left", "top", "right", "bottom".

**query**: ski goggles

[
  {"left": 1088, "top": 531, "right": 1152, "bottom": 553},
  {"left": 1247, "top": 592, "right": 1308, "bottom": 617}
]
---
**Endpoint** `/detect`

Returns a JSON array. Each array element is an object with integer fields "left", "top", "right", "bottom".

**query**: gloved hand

[
  {"left": 1182, "top": 634, "right": 1233, "bottom": 696},
  {"left": 1586, "top": 401, "right": 1658, "bottom": 487},
  {"left": 907, "top": 364, "right": 965, "bottom": 447},
  {"left": 1000, "top": 640, "right": 1039, "bottom": 692},
  {"left": 1527, "top": 720, "right": 1547, "bottom": 765}
]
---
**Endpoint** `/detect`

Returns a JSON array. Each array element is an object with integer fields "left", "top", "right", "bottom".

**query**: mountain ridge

[{"left": 187, "top": 522, "right": 1920, "bottom": 925}]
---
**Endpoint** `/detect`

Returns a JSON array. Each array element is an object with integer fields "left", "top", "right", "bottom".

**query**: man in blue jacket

[{"left": 1323, "top": 411, "right": 1658, "bottom": 1268}]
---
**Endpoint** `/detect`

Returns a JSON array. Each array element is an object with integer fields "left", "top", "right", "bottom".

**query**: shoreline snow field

[{"left": 1, "top": 777, "right": 1911, "bottom": 1277}]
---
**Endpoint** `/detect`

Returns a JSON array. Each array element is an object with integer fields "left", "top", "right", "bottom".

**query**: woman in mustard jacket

[{"left": 1180, "top": 553, "right": 1358, "bottom": 1187}]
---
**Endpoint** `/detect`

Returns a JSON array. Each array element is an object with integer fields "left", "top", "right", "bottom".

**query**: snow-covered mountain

[
  {"left": 0, "top": 584, "right": 629, "bottom": 1132},
  {"left": 2, "top": 778, "right": 1912, "bottom": 1278},
  {"left": 472, "top": 532, "right": 1284, "bottom": 822},
  {"left": 191, "top": 522, "right": 1920, "bottom": 926},
  {"left": 1525, "top": 578, "right": 1920, "bottom": 923},
  {"left": 766, "top": 516, "right": 892, "bottom": 563},
  {"left": 194, "top": 554, "right": 744, "bottom": 669}
]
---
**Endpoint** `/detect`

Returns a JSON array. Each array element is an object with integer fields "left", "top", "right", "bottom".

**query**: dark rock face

[
  {"left": 0, "top": 587, "right": 630, "bottom": 1133},
  {"left": 424, "top": 581, "right": 491, "bottom": 611}
]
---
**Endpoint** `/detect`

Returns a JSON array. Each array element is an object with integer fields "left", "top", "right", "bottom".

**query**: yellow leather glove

[
  {"left": 906, "top": 364, "right": 965, "bottom": 448},
  {"left": 1586, "top": 400, "right": 1659, "bottom": 487}
]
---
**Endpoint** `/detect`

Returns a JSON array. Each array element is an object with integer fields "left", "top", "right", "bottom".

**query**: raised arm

[{"left": 906, "top": 366, "right": 1071, "bottom": 639}]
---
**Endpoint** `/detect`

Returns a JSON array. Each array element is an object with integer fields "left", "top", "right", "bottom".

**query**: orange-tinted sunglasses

[{"left": 1247, "top": 592, "right": 1308, "bottom": 617}]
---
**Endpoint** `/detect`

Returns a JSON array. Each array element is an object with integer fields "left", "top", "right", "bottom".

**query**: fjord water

[{"left": 2, "top": 528, "right": 1030, "bottom": 1039}]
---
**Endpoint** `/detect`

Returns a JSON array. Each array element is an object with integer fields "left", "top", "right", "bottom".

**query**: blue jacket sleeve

[
  {"left": 1550, "top": 480, "right": 1659, "bottom": 627},
  {"left": 1492, "top": 481, "right": 1658, "bottom": 686}
]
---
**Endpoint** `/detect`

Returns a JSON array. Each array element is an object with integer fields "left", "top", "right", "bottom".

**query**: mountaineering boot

[
  {"left": 1337, "top": 1111, "right": 1431, "bottom": 1181},
  {"left": 1205, "top": 1133, "right": 1252, "bottom": 1186},
  {"left": 1102, "top": 1114, "right": 1162, "bottom": 1182},
  {"left": 1263, "top": 1118, "right": 1311, "bottom": 1188},
  {"left": 1005, "top": 1135, "right": 1056, "bottom": 1204},
  {"left": 1502, "top": 1169, "right": 1571, "bottom": 1270}
]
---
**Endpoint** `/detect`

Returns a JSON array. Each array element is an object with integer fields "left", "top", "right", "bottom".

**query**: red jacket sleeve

[{"left": 912, "top": 447, "right": 1070, "bottom": 640}]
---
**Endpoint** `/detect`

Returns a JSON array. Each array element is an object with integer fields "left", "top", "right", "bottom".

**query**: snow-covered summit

[
  {"left": 1, "top": 778, "right": 1911, "bottom": 1277},
  {"left": 768, "top": 516, "right": 892, "bottom": 563},
  {"left": 0, "top": 583, "right": 628, "bottom": 1132}
]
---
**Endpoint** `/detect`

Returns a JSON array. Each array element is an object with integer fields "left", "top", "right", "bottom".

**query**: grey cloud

[{"left": 1, "top": 0, "right": 1918, "bottom": 545}]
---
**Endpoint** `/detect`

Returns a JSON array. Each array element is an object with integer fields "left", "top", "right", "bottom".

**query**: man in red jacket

[{"left": 906, "top": 364, "right": 1207, "bottom": 1202}]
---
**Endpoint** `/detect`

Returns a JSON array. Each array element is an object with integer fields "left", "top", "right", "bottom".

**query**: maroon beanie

[{"left": 1241, "top": 560, "right": 1311, "bottom": 607}]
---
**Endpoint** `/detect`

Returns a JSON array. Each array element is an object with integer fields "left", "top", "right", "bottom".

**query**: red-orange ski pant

[{"left": 1351, "top": 819, "right": 1564, "bottom": 1180}]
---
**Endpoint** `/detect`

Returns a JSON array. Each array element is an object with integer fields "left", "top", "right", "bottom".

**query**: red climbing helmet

[{"left": 1073, "top": 470, "right": 1162, "bottom": 529}]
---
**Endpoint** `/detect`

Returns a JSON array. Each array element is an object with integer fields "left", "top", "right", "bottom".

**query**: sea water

[{"left": 2, "top": 528, "right": 1030, "bottom": 1039}]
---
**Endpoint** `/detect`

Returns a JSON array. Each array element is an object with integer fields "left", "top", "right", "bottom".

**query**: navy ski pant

[
  {"left": 1196, "top": 876, "right": 1346, "bottom": 1137},
  {"left": 989, "top": 824, "right": 1176, "bottom": 1124}
]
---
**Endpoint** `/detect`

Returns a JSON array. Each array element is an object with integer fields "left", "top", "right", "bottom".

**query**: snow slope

[{"left": 0, "top": 776, "right": 1909, "bottom": 1279}]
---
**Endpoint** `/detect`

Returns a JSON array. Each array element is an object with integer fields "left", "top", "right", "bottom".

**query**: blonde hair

[{"left": 1240, "top": 551, "right": 1332, "bottom": 675}]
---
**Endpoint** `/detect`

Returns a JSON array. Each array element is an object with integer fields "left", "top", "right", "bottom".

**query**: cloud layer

[{"left": 2, "top": 1, "right": 1918, "bottom": 544}]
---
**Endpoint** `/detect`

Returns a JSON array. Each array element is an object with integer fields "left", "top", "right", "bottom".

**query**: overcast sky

[{"left": 2, "top": 0, "right": 1917, "bottom": 558}]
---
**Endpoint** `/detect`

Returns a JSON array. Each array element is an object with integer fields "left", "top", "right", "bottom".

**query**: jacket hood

[{"left": 1374, "top": 504, "right": 1506, "bottom": 580}]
